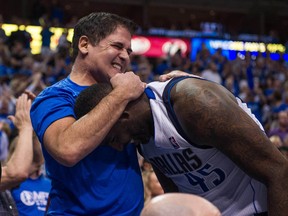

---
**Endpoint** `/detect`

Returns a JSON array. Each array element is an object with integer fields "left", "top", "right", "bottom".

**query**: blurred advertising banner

[
  {"left": 132, "top": 36, "right": 190, "bottom": 57},
  {"left": 2, "top": 24, "right": 191, "bottom": 57},
  {"left": 191, "top": 38, "right": 287, "bottom": 61},
  {"left": 2, "top": 23, "right": 287, "bottom": 61},
  {"left": 2, "top": 24, "right": 73, "bottom": 54}
]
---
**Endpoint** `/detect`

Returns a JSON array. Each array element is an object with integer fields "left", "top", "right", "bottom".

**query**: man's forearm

[
  {"left": 1, "top": 127, "right": 34, "bottom": 190},
  {"left": 45, "top": 89, "right": 131, "bottom": 166}
]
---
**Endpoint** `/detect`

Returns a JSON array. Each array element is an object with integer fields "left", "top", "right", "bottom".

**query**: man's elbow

[
  {"left": 8, "top": 170, "right": 29, "bottom": 184},
  {"left": 16, "top": 172, "right": 29, "bottom": 182},
  {"left": 46, "top": 142, "right": 84, "bottom": 167},
  {"left": 0, "top": 170, "right": 29, "bottom": 191},
  {"left": 53, "top": 151, "right": 82, "bottom": 167}
]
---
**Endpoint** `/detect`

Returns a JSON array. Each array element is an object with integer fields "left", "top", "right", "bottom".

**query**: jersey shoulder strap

[{"left": 162, "top": 76, "right": 212, "bottom": 149}]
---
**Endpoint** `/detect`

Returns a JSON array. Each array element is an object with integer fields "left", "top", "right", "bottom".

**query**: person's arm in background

[
  {"left": 151, "top": 164, "right": 179, "bottom": 193},
  {"left": 0, "top": 93, "right": 34, "bottom": 191},
  {"left": 30, "top": 133, "right": 45, "bottom": 173},
  {"left": 172, "top": 78, "right": 288, "bottom": 216},
  {"left": 42, "top": 72, "right": 146, "bottom": 167},
  {"left": 23, "top": 91, "right": 44, "bottom": 168}
]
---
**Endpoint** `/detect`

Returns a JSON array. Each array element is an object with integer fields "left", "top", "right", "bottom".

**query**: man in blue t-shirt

[
  {"left": 30, "top": 12, "right": 146, "bottom": 216},
  {"left": 11, "top": 173, "right": 51, "bottom": 215},
  {"left": 30, "top": 11, "right": 186, "bottom": 215}
]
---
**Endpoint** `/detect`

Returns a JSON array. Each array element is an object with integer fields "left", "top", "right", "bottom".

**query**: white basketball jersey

[{"left": 141, "top": 77, "right": 267, "bottom": 216}]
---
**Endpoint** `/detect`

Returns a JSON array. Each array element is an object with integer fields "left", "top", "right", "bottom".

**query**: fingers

[
  {"left": 17, "top": 93, "right": 31, "bottom": 113},
  {"left": 24, "top": 90, "right": 36, "bottom": 101},
  {"left": 7, "top": 115, "right": 15, "bottom": 123},
  {"left": 159, "top": 70, "right": 192, "bottom": 82},
  {"left": 159, "top": 73, "right": 173, "bottom": 82},
  {"left": 12, "top": 93, "right": 32, "bottom": 129},
  {"left": 110, "top": 72, "right": 146, "bottom": 101}
]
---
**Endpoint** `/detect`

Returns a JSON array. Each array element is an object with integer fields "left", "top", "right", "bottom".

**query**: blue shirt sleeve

[{"left": 30, "top": 86, "right": 76, "bottom": 144}]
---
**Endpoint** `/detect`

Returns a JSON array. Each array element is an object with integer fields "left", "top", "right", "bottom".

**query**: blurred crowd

[{"left": 0, "top": 6, "right": 288, "bottom": 214}]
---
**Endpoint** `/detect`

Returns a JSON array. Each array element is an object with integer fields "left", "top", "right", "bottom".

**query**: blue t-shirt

[
  {"left": 11, "top": 174, "right": 51, "bottom": 216},
  {"left": 30, "top": 77, "right": 144, "bottom": 216}
]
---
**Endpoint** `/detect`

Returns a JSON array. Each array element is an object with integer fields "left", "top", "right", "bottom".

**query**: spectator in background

[
  {"left": 136, "top": 62, "right": 154, "bottom": 83},
  {"left": 25, "top": 72, "right": 47, "bottom": 97},
  {"left": 43, "top": 45, "right": 72, "bottom": 85},
  {"left": 1, "top": 93, "right": 41, "bottom": 191},
  {"left": 196, "top": 43, "right": 211, "bottom": 70},
  {"left": 10, "top": 55, "right": 35, "bottom": 97},
  {"left": 271, "top": 90, "right": 288, "bottom": 114},
  {"left": 57, "top": 28, "right": 70, "bottom": 51},
  {"left": 212, "top": 48, "right": 226, "bottom": 72},
  {"left": 169, "top": 50, "right": 186, "bottom": 72},
  {"left": 242, "top": 88, "right": 266, "bottom": 124},
  {"left": 0, "top": 121, "right": 11, "bottom": 162},
  {"left": 269, "top": 135, "right": 283, "bottom": 148},
  {"left": 152, "top": 57, "right": 170, "bottom": 80},
  {"left": 0, "top": 83, "right": 15, "bottom": 120},
  {"left": 10, "top": 132, "right": 51, "bottom": 216},
  {"left": 0, "top": 36, "right": 10, "bottom": 82},
  {"left": 142, "top": 169, "right": 164, "bottom": 205},
  {"left": 268, "top": 110, "right": 288, "bottom": 142},
  {"left": 40, "top": 21, "right": 54, "bottom": 57},
  {"left": 201, "top": 62, "right": 222, "bottom": 84},
  {"left": 238, "top": 79, "right": 250, "bottom": 101},
  {"left": 263, "top": 76, "right": 277, "bottom": 101},
  {"left": 140, "top": 193, "right": 221, "bottom": 216},
  {"left": 9, "top": 55, "right": 47, "bottom": 99},
  {"left": 0, "top": 93, "right": 42, "bottom": 215},
  {"left": 7, "top": 18, "right": 32, "bottom": 52},
  {"left": 9, "top": 41, "right": 30, "bottom": 76}
]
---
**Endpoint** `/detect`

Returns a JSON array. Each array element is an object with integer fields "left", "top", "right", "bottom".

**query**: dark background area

[{"left": 0, "top": 0, "right": 288, "bottom": 43}]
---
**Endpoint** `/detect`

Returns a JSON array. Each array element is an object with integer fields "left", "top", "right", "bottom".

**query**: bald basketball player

[
  {"left": 140, "top": 193, "right": 221, "bottom": 216},
  {"left": 74, "top": 76, "right": 288, "bottom": 216}
]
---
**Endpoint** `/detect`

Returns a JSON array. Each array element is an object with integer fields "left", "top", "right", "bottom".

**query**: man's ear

[
  {"left": 120, "top": 111, "right": 130, "bottom": 121},
  {"left": 78, "top": 36, "right": 89, "bottom": 55}
]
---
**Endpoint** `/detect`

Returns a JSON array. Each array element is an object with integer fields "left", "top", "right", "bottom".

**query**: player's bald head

[{"left": 140, "top": 193, "right": 221, "bottom": 216}]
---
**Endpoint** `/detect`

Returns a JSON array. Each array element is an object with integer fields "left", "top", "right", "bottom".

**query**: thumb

[
  {"left": 24, "top": 90, "right": 36, "bottom": 100},
  {"left": 7, "top": 115, "right": 15, "bottom": 123},
  {"left": 159, "top": 74, "right": 171, "bottom": 82}
]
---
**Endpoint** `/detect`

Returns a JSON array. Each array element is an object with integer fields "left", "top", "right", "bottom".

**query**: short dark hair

[
  {"left": 74, "top": 83, "right": 113, "bottom": 119},
  {"left": 71, "top": 12, "right": 138, "bottom": 60}
]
